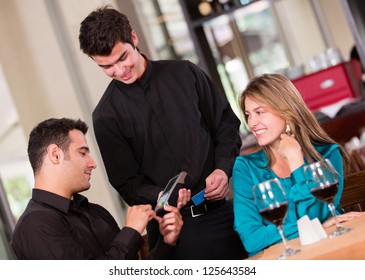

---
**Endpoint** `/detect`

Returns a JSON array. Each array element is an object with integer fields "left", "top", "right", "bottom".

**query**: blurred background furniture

[
  {"left": 316, "top": 98, "right": 365, "bottom": 146},
  {"left": 139, "top": 234, "right": 149, "bottom": 259},
  {"left": 291, "top": 61, "right": 363, "bottom": 111},
  {"left": 341, "top": 170, "right": 365, "bottom": 212},
  {"left": 348, "top": 147, "right": 365, "bottom": 172}
]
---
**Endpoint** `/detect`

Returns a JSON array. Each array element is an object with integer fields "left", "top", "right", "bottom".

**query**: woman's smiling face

[{"left": 244, "top": 96, "right": 286, "bottom": 148}]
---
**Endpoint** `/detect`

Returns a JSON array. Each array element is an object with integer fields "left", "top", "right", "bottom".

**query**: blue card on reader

[{"left": 192, "top": 189, "right": 206, "bottom": 206}]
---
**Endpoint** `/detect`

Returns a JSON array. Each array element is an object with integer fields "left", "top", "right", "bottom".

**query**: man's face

[
  {"left": 62, "top": 130, "right": 96, "bottom": 194},
  {"left": 91, "top": 31, "right": 145, "bottom": 84}
]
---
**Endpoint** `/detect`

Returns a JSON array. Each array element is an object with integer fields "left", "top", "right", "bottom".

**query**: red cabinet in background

[{"left": 291, "top": 61, "right": 363, "bottom": 111}]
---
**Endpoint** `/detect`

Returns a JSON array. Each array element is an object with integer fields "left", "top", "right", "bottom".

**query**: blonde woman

[{"left": 232, "top": 73, "right": 362, "bottom": 257}]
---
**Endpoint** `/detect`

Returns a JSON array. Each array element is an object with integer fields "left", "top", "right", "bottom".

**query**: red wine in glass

[
  {"left": 304, "top": 159, "right": 352, "bottom": 238},
  {"left": 259, "top": 202, "right": 288, "bottom": 227},
  {"left": 253, "top": 178, "right": 300, "bottom": 259},
  {"left": 310, "top": 182, "right": 338, "bottom": 204}
]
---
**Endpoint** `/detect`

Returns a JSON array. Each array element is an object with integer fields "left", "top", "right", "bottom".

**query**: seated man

[{"left": 11, "top": 118, "right": 190, "bottom": 259}]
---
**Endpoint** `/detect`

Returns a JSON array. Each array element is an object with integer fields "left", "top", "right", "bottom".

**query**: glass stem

[
  {"left": 277, "top": 225, "right": 290, "bottom": 249},
  {"left": 328, "top": 202, "right": 343, "bottom": 229}
]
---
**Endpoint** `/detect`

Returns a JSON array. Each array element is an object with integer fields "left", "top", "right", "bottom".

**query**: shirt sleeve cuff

[
  {"left": 289, "top": 164, "right": 312, "bottom": 201},
  {"left": 146, "top": 238, "right": 176, "bottom": 260},
  {"left": 114, "top": 227, "right": 144, "bottom": 254}
]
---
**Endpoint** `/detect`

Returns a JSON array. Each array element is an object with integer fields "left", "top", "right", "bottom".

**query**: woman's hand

[
  {"left": 322, "top": 211, "right": 365, "bottom": 228},
  {"left": 277, "top": 134, "right": 304, "bottom": 171}
]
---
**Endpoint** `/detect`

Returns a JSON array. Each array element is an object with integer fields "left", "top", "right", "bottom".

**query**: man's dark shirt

[
  {"left": 11, "top": 189, "right": 172, "bottom": 259},
  {"left": 92, "top": 59, "right": 242, "bottom": 206}
]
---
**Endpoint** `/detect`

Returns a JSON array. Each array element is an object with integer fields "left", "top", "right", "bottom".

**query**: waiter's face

[{"left": 91, "top": 31, "right": 145, "bottom": 84}]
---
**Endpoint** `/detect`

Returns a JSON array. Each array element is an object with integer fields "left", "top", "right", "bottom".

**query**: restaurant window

[
  {"left": 136, "top": 0, "right": 198, "bottom": 62},
  {"left": 0, "top": 64, "right": 32, "bottom": 235},
  {"left": 0, "top": 64, "right": 31, "bottom": 259},
  {"left": 233, "top": 1, "right": 290, "bottom": 76},
  {"left": 0, "top": 177, "right": 15, "bottom": 259},
  {"left": 181, "top": 1, "right": 290, "bottom": 135}
]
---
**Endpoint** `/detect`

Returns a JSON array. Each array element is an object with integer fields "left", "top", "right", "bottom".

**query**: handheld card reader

[{"left": 155, "top": 171, "right": 190, "bottom": 217}]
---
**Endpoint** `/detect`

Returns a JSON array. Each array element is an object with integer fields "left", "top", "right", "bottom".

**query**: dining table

[{"left": 247, "top": 214, "right": 365, "bottom": 260}]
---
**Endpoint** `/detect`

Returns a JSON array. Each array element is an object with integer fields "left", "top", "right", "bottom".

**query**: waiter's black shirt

[{"left": 92, "top": 59, "right": 242, "bottom": 206}]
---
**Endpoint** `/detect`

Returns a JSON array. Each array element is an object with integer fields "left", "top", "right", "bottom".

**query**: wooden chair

[
  {"left": 341, "top": 170, "right": 365, "bottom": 212},
  {"left": 349, "top": 147, "right": 365, "bottom": 172},
  {"left": 139, "top": 234, "right": 149, "bottom": 259}
]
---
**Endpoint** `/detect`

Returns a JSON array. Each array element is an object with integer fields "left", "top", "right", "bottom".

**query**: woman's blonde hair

[{"left": 240, "top": 73, "right": 351, "bottom": 173}]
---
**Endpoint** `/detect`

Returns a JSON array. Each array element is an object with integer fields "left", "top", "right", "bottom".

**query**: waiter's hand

[
  {"left": 176, "top": 188, "right": 191, "bottom": 209},
  {"left": 156, "top": 188, "right": 191, "bottom": 210},
  {"left": 204, "top": 169, "right": 228, "bottom": 201}
]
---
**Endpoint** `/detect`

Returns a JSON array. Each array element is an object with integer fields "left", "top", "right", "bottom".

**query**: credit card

[{"left": 192, "top": 189, "right": 206, "bottom": 206}]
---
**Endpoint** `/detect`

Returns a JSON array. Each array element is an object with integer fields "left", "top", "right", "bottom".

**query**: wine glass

[
  {"left": 304, "top": 159, "right": 353, "bottom": 238},
  {"left": 253, "top": 178, "right": 301, "bottom": 259}
]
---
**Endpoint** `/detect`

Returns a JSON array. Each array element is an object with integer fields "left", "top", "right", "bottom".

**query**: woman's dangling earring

[{"left": 286, "top": 122, "right": 292, "bottom": 136}]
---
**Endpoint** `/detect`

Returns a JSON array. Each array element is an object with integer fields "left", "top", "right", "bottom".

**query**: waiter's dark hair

[{"left": 79, "top": 5, "right": 134, "bottom": 56}]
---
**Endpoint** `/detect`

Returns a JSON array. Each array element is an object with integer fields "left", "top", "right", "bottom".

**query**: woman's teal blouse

[{"left": 232, "top": 144, "right": 344, "bottom": 257}]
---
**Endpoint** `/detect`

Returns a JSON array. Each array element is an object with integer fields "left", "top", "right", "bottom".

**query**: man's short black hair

[
  {"left": 28, "top": 118, "right": 88, "bottom": 174},
  {"left": 79, "top": 5, "right": 134, "bottom": 56}
]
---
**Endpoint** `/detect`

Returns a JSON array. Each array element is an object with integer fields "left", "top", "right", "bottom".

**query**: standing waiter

[{"left": 79, "top": 5, "right": 247, "bottom": 259}]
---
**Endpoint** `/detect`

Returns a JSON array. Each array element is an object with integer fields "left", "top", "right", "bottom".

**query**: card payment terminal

[{"left": 155, "top": 171, "right": 190, "bottom": 217}]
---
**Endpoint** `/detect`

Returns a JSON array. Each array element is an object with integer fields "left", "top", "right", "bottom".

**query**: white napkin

[
  {"left": 318, "top": 98, "right": 355, "bottom": 118},
  {"left": 297, "top": 215, "right": 328, "bottom": 246}
]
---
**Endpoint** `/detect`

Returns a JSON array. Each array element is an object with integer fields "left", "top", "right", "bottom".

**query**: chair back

[
  {"left": 341, "top": 170, "right": 365, "bottom": 212},
  {"left": 349, "top": 147, "right": 365, "bottom": 172},
  {"left": 139, "top": 234, "right": 149, "bottom": 259}
]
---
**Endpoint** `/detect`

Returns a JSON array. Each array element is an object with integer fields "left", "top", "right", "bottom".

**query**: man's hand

[
  {"left": 125, "top": 205, "right": 155, "bottom": 234},
  {"left": 204, "top": 169, "right": 228, "bottom": 201},
  {"left": 153, "top": 189, "right": 189, "bottom": 245},
  {"left": 154, "top": 205, "right": 183, "bottom": 245}
]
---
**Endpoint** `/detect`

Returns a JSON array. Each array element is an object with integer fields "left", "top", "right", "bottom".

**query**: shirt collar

[
  {"left": 136, "top": 53, "right": 151, "bottom": 90},
  {"left": 113, "top": 53, "right": 151, "bottom": 92},
  {"left": 32, "top": 189, "right": 88, "bottom": 214}
]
